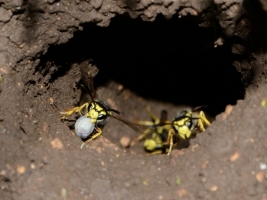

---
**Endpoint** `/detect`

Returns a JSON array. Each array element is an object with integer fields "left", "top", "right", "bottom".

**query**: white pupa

[{"left": 74, "top": 116, "right": 95, "bottom": 139}]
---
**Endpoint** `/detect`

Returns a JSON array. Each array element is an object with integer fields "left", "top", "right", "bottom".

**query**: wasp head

[
  {"left": 172, "top": 114, "right": 193, "bottom": 139},
  {"left": 86, "top": 101, "right": 109, "bottom": 123}
]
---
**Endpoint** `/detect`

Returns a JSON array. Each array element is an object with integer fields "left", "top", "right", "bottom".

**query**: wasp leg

[
  {"left": 131, "top": 108, "right": 157, "bottom": 146},
  {"left": 146, "top": 106, "right": 160, "bottom": 122},
  {"left": 60, "top": 103, "right": 89, "bottom": 119},
  {"left": 197, "top": 111, "right": 211, "bottom": 132},
  {"left": 80, "top": 127, "right": 102, "bottom": 149},
  {"left": 131, "top": 106, "right": 161, "bottom": 145},
  {"left": 130, "top": 128, "right": 152, "bottom": 147},
  {"left": 163, "top": 129, "right": 175, "bottom": 156},
  {"left": 133, "top": 120, "right": 154, "bottom": 126},
  {"left": 134, "top": 106, "right": 161, "bottom": 125}
]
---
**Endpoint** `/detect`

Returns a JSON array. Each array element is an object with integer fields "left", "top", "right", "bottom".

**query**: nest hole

[{"left": 38, "top": 13, "right": 245, "bottom": 152}]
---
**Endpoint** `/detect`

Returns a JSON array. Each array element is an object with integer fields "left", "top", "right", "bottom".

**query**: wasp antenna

[
  {"left": 193, "top": 105, "right": 209, "bottom": 112},
  {"left": 79, "top": 83, "right": 95, "bottom": 101},
  {"left": 109, "top": 109, "right": 120, "bottom": 115}
]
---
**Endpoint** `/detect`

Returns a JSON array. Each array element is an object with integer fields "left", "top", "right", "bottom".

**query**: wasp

[
  {"left": 60, "top": 63, "right": 118, "bottom": 148},
  {"left": 163, "top": 108, "right": 211, "bottom": 155},
  {"left": 132, "top": 107, "right": 210, "bottom": 155},
  {"left": 131, "top": 106, "right": 172, "bottom": 154},
  {"left": 60, "top": 61, "right": 154, "bottom": 148}
]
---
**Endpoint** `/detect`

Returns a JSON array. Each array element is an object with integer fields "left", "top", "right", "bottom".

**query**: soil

[{"left": 1, "top": 0, "right": 267, "bottom": 199}]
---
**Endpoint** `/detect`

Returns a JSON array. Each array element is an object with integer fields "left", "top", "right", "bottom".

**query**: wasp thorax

[{"left": 75, "top": 116, "right": 95, "bottom": 139}]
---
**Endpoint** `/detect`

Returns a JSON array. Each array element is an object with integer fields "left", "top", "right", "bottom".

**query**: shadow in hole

[{"left": 40, "top": 14, "right": 245, "bottom": 117}]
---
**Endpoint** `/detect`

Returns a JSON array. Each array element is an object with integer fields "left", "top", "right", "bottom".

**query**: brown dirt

[{"left": 1, "top": 0, "right": 267, "bottom": 199}]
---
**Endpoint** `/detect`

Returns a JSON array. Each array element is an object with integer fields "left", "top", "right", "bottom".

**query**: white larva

[{"left": 74, "top": 116, "right": 95, "bottom": 139}]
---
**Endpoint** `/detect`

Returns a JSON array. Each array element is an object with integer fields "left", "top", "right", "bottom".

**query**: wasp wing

[{"left": 111, "top": 114, "right": 156, "bottom": 136}]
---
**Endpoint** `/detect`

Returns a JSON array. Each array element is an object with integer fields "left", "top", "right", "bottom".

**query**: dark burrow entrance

[{"left": 37, "top": 13, "right": 245, "bottom": 151}]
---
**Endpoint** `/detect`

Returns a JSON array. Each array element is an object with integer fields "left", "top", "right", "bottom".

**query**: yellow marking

[
  {"left": 132, "top": 107, "right": 173, "bottom": 154},
  {"left": 60, "top": 103, "right": 89, "bottom": 119},
  {"left": 80, "top": 127, "right": 102, "bottom": 149},
  {"left": 165, "top": 110, "right": 210, "bottom": 155}
]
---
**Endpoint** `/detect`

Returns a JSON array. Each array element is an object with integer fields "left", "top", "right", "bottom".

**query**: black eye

[
  {"left": 97, "top": 114, "right": 106, "bottom": 120},
  {"left": 186, "top": 120, "right": 192, "bottom": 128}
]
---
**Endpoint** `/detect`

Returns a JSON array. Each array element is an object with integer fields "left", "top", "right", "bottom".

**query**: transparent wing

[{"left": 111, "top": 114, "right": 156, "bottom": 136}]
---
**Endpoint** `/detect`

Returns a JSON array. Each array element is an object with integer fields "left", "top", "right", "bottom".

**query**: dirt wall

[{"left": 1, "top": 0, "right": 267, "bottom": 199}]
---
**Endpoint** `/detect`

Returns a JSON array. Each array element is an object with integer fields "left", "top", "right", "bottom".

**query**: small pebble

[
  {"left": 260, "top": 163, "right": 267, "bottom": 170},
  {"left": 120, "top": 136, "right": 131, "bottom": 148}
]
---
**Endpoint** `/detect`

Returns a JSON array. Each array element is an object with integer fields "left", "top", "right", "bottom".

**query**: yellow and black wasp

[
  {"left": 60, "top": 84, "right": 121, "bottom": 148},
  {"left": 60, "top": 62, "right": 118, "bottom": 148},
  {"left": 163, "top": 108, "right": 211, "bottom": 155},
  {"left": 60, "top": 61, "right": 156, "bottom": 148},
  {"left": 131, "top": 106, "right": 173, "bottom": 154},
  {"left": 132, "top": 107, "right": 210, "bottom": 155}
]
